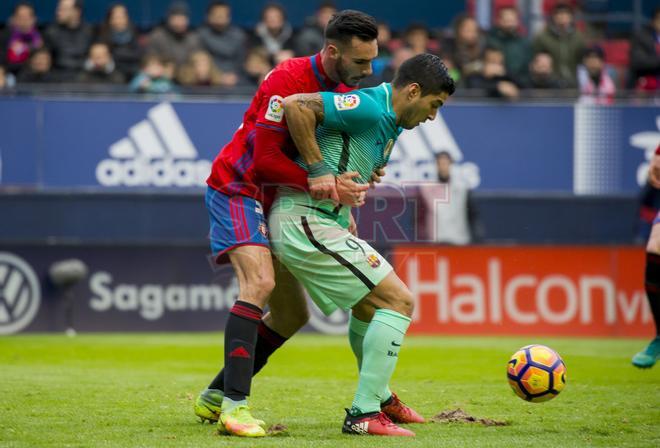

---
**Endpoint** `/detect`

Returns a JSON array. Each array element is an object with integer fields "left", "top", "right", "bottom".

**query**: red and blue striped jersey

[{"left": 206, "top": 53, "right": 353, "bottom": 200}]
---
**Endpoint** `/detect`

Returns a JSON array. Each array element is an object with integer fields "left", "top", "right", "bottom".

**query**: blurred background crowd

[{"left": 0, "top": 0, "right": 658, "bottom": 100}]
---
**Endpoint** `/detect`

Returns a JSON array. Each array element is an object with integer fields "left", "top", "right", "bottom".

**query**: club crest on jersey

[
  {"left": 265, "top": 95, "right": 285, "bottom": 122},
  {"left": 334, "top": 94, "right": 360, "bottom": 111},
  {"left": 258, "top": 223, "right": 269, "bottom": 238},
  {"left": 366, "top": 254, "right": 381, "bottom": 268}
]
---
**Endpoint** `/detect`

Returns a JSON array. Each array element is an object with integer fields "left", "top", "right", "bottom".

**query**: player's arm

[
  {"left": 282, "top": 93, "right": 325, "bottom": 165},
  {"left": 252, "top": 69, "right": 316, "bottom": 193},
  {"left": 284, "top": 92, "right": 369, "bottom": 206},
  {"left": 650, "top": 145, "right": 660, "bottom": 189},
  {"left": 369, "top": 166, "right": 386, "bottom": 189}
]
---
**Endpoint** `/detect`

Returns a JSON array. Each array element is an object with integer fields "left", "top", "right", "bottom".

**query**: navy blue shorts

[{"left": 206, "top": 187, "right": 269, "bottom": 263}]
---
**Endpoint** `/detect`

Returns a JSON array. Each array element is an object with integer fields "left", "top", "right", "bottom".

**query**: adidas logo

[
  {"left": 96, "top": 102, "right": 212, "bottom": 187},
  {"left": 229, "top": 346, "right": 251, "bottom": 359},
  {"left": 350, "top": 422, "right": 368, "bottom": 434}
]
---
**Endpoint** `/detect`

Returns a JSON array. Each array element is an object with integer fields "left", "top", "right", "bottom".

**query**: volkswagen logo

[{"left": 0, "top": 253, "right": 41, "bottom": 335}]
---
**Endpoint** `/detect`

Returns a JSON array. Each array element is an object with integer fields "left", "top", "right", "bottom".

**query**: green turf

[{"left": 0, "top": 334, "right": 659, "bottom": 447}]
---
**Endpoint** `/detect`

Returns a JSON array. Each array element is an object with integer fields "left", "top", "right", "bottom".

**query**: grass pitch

[{"left": 1, "top": 334, "right": 658, "bottom": 447}]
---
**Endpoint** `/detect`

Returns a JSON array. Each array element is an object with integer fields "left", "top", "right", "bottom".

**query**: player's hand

[
  {"left": 337, "top": 171, "right": 369, "bottom": 207},
  {"left": 649, "top": 154, "right": 660, "bottom": 189},
  {"left": 308, "top": 173, "right": 339, "bottom": 202},
  {"left": 348, "top": 212, "right": 358, "bottom": 236},
  {"left": 369, "top": 167, "right": 386, "bottom": 189}
]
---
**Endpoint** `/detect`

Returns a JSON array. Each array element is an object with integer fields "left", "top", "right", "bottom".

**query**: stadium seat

[{"left": 600, "top": 39, "right": 631, "bottom": 88}]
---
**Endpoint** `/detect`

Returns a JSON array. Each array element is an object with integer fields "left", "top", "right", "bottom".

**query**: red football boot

[
  {"left": 381, "top": 392, "right": 426, "bottom": 424},
  {"left": 342, "top": 409, "right": 415, "bottom": 437}
]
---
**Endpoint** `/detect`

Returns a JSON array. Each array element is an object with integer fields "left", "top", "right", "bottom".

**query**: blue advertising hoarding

[{"left": 0, "top": 96, "right": 656, "bottom": 193}]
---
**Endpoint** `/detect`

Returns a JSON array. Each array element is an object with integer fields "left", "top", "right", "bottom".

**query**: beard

[{"left": 336, "top": 57, "right": 361, "bottom": 87}]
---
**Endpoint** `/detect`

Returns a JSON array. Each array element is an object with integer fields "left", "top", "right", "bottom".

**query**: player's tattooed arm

[{"left": 283, "top": 93, "right": 325, "bottom": 165}]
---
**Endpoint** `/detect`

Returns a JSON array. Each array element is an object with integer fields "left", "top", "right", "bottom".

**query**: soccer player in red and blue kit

[
  {"left": 195, "top": 10, "right": 424, "bottom": 437},
  {"left": 633, "top": 144, "right": 660, "bottom": 368}
]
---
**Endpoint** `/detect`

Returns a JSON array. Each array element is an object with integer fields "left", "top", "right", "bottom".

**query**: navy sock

[
  {"left": 222, "top": 301, "right": 262, "bottom": 401},
  {"left": 645, "top": 253, "right": 660, "bottom": 337},
  {"left": 209, "top": 320, "right": 288, "bottom": 392}
]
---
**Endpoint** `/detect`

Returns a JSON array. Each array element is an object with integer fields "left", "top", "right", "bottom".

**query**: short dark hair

[
  {"left": 552, "top": 2, "right": 573, "bottom": 15},
  {"left": 13, "top": 1, "right": 35, "bottom": 15},
  {"left": 497, "top": 6, "right": 518, "bottom": 16},
  {"left": 405, "top": 23, "right": 429, "bottom": 37},
  {"left": 207, "top": 0, "right": 230, "bottom": 14},
  {"left": 435, "top": 151, "right": 453, "bottom": 162},
  {"left": 583, "top": 45, "right": 605, "bottom": 60},
  {"left": 262, "top": 2, "right": 286, "bottom": 20},
  {"left": 318, "top": 1, "right": 337, "bottom": 11},
  {"left": 484, "top": 46, "right": 503, "bottom": 56},
  {"left": 392, "top": 53, "right": 456, "bottom": 96},
  {"left": 324, "top": 9, "right": 378, "bottom": 45}
]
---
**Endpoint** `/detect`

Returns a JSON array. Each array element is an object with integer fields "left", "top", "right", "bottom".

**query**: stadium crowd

[{"left": 0, "top": 0, "right": 658, "bottom": 100}]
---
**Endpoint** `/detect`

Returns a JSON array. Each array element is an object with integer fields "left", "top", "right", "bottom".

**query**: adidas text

[{"left": 96, "top": 102, "right": 211, "bottom": 187}]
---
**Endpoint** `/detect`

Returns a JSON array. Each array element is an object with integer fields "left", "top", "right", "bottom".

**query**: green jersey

[{"left": 276, "top": 83, "right": 402, "bottom": 228}]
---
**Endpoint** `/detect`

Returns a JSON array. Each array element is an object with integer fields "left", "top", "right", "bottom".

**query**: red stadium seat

[
  {"left": 600, "top": 39, "right": 630, "bottom": 66},
  {"left": 600, "top": 39, "right": 631, "bottom": 88}
]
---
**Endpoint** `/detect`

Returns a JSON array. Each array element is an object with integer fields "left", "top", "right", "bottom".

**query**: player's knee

[
  {"left": 256, "top": 275, "right": 276, "bottom": 299},
  {"left": 397, "top": 289, "right": 414, "bottom": 318},
  {"left": 288, "top": 305, "right": 310, "bottom": 331},
  {"left": 380, "top": 287, "right": 414, "bottom": 318},
  {"left": 268, "top": 305, "right": 309, "bottom": 337},
  {"left": 243, "top": 273, "right": 275, "bottom": 304}
]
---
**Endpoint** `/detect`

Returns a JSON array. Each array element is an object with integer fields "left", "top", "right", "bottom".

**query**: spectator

[
  {"left": 198, "top": 1, "right": 247, "bottom": 78},
  {"left": 17, "top": 48, "right": 58, "bottom": 83},
  {"left": 0, "top": 65, "right": 17, "bottom": 89},
  {"left": 240, "top": 46, "right": 272, "bottom": 87},
  {"left": 533, "top": 2, "right": 585, "bottom": 87},
  {"left": 77, "top": 42, "right": 125, "bottom": 84},
  {"left": 404, "top": 23, "right": 441, "bottom": 56},
  {"left": 44, "top": 0, "right": 94, "bottom": 80},
  {"left": 361, "top": 46, "right": 413, "bottom": 87},
  {"left": 130, "top": 53, "right": 176, "bottom": 93},
  {"left": 376, "top": 22, "right": 394, "bottom": 59},
  {"left": 292, "top": 1, "right": 337, "bottom": 57},
  {"left": 177, "top": 50, "right": 235, "bottom": 87},
  {"left": 419, "top": 151, "right": 482, "bottom": 245},
  {"left": 629, "top": 7, "right": 660, "bottom": 91},
  {"left": 369, "top": 21, "right": 394, "bottom": 78},
  {"left": 97, "top": 3, "right": 143, "bottom": 79},
  {"left": 520, "top": 51, "right": 563, "bottom": 89},
  {"left": 252, "top": 3, "right": 294, "bottom": 64},
  {"left": 445, "top": 14, "right": 485, "bottom": 78},
  {"left": 486, "top": 6, "right": 531, "bottom": 84},
  {"left": 637, "top": 182, "right": 660, "bottom": 242},
  {"left": 577, "top": 45, "right": 616, "bottom": 104},
  {"left": 147, "top": 1, "right": 202, "bottom": 67},
  {"left": 0, "top": 2, "right": 43, "bottom": 75},
  {"left": 464, "top": 47, "right": 519, "bottom": 99},
  {"left": 443, "top": 56, "right": 462, "bottom": 84}
]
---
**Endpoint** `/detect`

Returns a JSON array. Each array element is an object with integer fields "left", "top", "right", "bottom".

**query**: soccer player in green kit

[{"left": 271, "top": 54, "right": 455, "bottom": 436}]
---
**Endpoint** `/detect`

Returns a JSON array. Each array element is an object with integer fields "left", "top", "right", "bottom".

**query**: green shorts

[{"left": 269, "top": 201, "right": 393, "bottom": 316}]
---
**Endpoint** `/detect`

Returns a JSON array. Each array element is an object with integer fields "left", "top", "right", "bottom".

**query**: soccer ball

[{"left": 507, "top": 344, "right": 566, "bottom": 403}]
